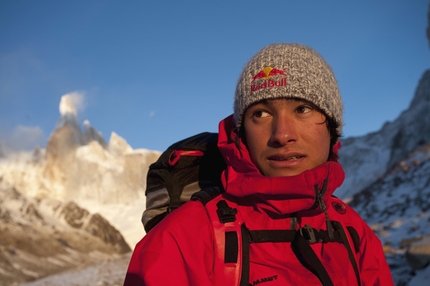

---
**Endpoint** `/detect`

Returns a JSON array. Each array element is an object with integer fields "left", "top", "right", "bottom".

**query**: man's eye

[
  {"left": 254, "top": 110, "right": 270, "bottom": 118},
  {"left": 296, "top": 105, "right": 312, "bottom": 114}
]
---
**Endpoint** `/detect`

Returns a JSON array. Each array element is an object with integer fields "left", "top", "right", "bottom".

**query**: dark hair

[{"left": 326, "top": 116, "right": 341, "bottom": 161}]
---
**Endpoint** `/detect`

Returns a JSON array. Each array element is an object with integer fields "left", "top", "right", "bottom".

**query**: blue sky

[{"left": 1, "top": 0, "right": 429, "bottom": 152}]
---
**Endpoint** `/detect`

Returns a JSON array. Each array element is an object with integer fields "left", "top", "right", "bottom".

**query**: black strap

[
  {"left": 292, "top": 230, "right": 334, "bottom": 286},
  {"left": 240, "top": 223, "right": 251, "bottom": 286},
  {"left": 333, "top": 222, "right": 361, "bottom": 286},
  {"left": 347, "top": 226, "right": 360, "bottom": 254},
  {"left": 248, "top": 226, "right": 344, "bottom": 244},
  {"left": 191, "top": 186, "right": 224, "bottom": 205},
  {"left": 224, "top": 231, "right": 239, "bottom": 263}
]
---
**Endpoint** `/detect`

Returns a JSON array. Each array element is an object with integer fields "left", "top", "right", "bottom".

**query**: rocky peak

[
  {"left": 108, "top": 132, "right": 133, "bottom": 156},
  {"left": 83, "top": 120, "right": 107, "bottom": 147},
  {"left": 338, "top": 6, "right": 430, "bottom": 200},
  {"left": 338, "top": 68, "right": 430, "bottom": 199},
  {"left": 410, "top": 69, "right": 430, "bottom": 107}
]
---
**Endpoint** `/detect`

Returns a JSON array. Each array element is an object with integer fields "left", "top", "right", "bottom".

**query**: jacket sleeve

[
  {"left": 124, "top": 201, "right": 214, "bottom": 286},
  {"left": 353, "top": 212, "right": 394, "bottom": 286}
]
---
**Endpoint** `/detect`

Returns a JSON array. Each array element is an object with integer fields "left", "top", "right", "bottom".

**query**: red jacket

[{"left": 124, "top": 115, "right": 394, "bottom": 285}]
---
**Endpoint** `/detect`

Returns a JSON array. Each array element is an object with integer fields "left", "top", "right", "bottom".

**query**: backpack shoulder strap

[
  {"left": 332, "top": 221, "right": 361, "bottom": 286},
  {"left": 194, "top": 192, "right": 363, "bottom": 286},
  {"left": 191, "top": 186, "right": 224, "bottom": 205},
  {"left": 198, "top": 194, "right": 244, "bottom": 286},
  {"left": 328, "top": 197, "right": 362, "bottom": 286}
]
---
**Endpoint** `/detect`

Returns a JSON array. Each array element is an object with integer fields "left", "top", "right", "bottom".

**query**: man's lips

[
  {"left": 265, "top": 153, "right": 306, "bottom": 170},
  {"left": 267, "top": 153, "right": 305, "bottom": 161}
]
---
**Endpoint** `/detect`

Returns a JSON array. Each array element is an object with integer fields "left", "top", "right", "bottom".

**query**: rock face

[
  {"left": 406, "top": 235, "right": 430, "bottom": 270},
  {"left": 0, "top": 179, "right": 130, "bottom": 285},
  {"left": 348, "top": 141, "right": 430, "bottom": 284}
]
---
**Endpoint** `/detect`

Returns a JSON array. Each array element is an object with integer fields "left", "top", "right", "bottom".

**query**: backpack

[
  {"left": 141, "top": 132, "right": 361, "bottom": 286},
  {"left": 141, "top": 132, "right": 226, "bottom": 233}
]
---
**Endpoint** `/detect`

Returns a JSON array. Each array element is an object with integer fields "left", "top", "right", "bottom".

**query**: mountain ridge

[{"left": 338, "top": 69, "right": 430, "bottom": 200}]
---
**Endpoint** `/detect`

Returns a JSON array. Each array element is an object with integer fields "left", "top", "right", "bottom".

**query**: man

[{"left": 124, "top": 43, "right": 394, "bottom": 285}]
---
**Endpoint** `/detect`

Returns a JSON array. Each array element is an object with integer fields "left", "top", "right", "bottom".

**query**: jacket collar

[{"left": 217, "top": 115, "right": 345, "bottom": 216}]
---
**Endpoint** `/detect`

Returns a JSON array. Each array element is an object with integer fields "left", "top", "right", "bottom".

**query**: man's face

[{"left": 243, "top": 98, "right": 331, "bottom": 177}]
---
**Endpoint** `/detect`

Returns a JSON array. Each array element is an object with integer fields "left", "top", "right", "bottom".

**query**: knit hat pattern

[{"left": 234, "top": 43, "right": 343, "bottom": 136}]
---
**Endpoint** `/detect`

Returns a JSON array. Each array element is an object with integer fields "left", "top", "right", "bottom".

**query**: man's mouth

[{"left": 269, "top": 155, "right": 304, "bottom": 161}]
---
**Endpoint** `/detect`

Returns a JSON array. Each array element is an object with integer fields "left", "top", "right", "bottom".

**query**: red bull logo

[{"left": 251, "top": 66, "right": 287, "bottom": 92}]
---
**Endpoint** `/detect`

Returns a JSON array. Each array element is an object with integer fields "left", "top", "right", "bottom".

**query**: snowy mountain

[
  {"left": 349, "top": 141, "right": 430, "bottom": 285},
  {"left": 338, "top": 70, "right": 430, "bottom": 200},
  {"left": 336, "top": 69, "right": 430, "bottom": 285},
  {"left": 0, "top": 95, "right": 161, "bottom": 285}
]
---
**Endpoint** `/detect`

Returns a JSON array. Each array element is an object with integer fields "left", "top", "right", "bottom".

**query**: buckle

[
  {"left": 216, "top": 200, "right": 237, "bottom": 223},
  {"left": 300, "top": 224, "right": 317, "bottom": 243}
]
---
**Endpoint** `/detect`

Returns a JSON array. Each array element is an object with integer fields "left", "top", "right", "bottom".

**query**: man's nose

[{"left": 269, "top": 115, "right": 297, "bottom": 147}]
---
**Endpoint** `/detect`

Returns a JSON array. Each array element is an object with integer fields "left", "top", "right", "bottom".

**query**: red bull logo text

[{"left": 250, "top": 66, "right": 287, "bottom": 92}]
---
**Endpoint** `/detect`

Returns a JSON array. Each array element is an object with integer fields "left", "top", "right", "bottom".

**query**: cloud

[
  {"left": 149, "top": 111, "right": 155, "bottom": 117},
  {"left": 60, "top": 91, "right": 86, "bottom": 115},
  {"left": 2, "top": 125, "right": 44, "bottom": 151}
]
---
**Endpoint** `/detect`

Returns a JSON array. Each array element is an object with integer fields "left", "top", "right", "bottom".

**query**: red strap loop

[{"left": 168, "top": 149, "right": 205, "bottom": 166}]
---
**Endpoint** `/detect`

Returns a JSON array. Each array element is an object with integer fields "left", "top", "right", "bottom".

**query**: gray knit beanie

[{"left": 234, "top": 43, "right": 343, "bottom": 137}]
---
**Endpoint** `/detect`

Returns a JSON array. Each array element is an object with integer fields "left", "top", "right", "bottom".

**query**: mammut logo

[
  {"left": 249, "top": 275, "right": 278, "bottom": 285},
  {"left": 250, "top": 66, "right": 286, "bottom": 92},
  {"left": 332, "top": 202, "right": 347, "bottom": 214}
]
